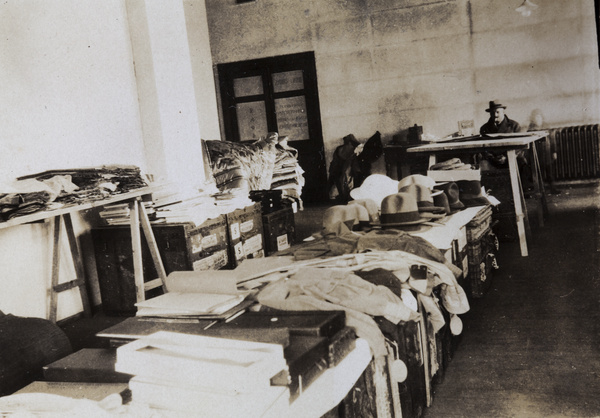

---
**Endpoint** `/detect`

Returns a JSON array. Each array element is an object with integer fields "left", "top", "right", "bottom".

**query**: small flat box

[
  {"left": 15, "top": 381, "right": 129, "bottom": 402},
  {"left": 220, "top": 310, "right": 346, "bottom": 339},
  {"left": 43, "top": 348, "right": 132, "bottom": 383}
]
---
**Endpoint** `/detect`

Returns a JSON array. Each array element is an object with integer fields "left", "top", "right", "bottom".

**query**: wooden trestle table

[{"left": 399, "top": 132, "right": 549, "bottom": 257}]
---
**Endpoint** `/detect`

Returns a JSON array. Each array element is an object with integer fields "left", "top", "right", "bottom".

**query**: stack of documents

[
  {"left": 117, "top": 331, "right": 290, "bottom": 417},
  {"left": 98, "top": 201, "right": 155, "bottom": 225}
]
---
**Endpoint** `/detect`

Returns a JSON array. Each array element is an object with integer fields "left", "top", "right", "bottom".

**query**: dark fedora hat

[
  {"left": 456, "top": 180, "right": 491, "bottom": 207},
  {"left": 486, "top": 100, "right": 507, "bottom": 112},
  {"left": 377, "top": 192, "right": 432, "bottom": 227},
  {"left": 433, "top": 191, "right": 451, "bottom": 215},
  {"left": 434, "top": 182, "right": 465, "bottom": 212}
]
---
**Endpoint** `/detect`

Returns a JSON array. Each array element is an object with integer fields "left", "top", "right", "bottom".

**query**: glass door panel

[
  {"left": 236, "top": 101, "right": 268, "bottom": 142},
  {"left": 272, "top": 70, "right": 304, "bottom": 93},
  {"left": 274, "top": 96, "right": 309, "bottom": 141}
]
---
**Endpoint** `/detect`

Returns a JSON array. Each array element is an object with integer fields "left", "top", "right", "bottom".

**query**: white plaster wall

[
  {"left": 205, "top": 0, "right": 600, "bottom": 173},
  {"left": 0, "top": 0, "right": 145, "bottom": 319},
  {"left": 0, "top": 1, "right": 220, "bottom": 319}
]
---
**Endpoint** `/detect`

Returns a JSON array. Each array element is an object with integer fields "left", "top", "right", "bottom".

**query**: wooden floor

[{"left": 423, "top": 182, "right": 600, "bottom": 418}]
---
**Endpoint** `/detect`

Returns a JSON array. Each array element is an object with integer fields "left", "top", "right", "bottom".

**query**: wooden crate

[
  {"left": 92, "top": 217, "right": 228, "bottom": 314},
  {"left": 465, "top": 228, "right": 498, "bottom": 298},
  {"left": 262, "top": 206, "right": 296, "bottom": 255},
  {"left": 225, "top": 203, "right": 264, "bottom": 268}
]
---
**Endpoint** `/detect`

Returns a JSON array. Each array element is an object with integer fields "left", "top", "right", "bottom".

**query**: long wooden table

[
  {"left": 396, "top": 132, "right": 549, "bottom": 256},
  {"left": 0, "top": 186, "right": 167, "bottom": 322}
]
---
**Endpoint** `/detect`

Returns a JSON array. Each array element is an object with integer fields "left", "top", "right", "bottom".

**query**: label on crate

[
  {"left": 243, "top": 234, "right": 263, "bottom": 256},
  {"left": 240, "top": 220, "right": 254, "bottom": 234},
  {"left": 234, "top": 242, "right": 244, "bottom": 260},
  {"left": 190, "top": 233, "right": 219, "bottom": 254},
  {"left": 192, "top": 250, "right": 228, "bottom": 271},
  {"left": 276, "top": 234, "right": 290, "bottom": 252},
  {"left": 230, "top": 223, "right": 241, "bottom": 240}
]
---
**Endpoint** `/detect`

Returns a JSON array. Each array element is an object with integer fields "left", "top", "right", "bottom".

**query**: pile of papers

[
  {"left": 98, "top": 201, "right": 155, "bottom": 226},
  {"left": 135, "top": 270, "right": 255, "bottom": 321},
  {"left": 117, "top": 331, "right": 290, "bottom": 416}
]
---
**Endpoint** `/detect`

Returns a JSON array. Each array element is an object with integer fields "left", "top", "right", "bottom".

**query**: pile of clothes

[{"left": 0, "top": 165, "right": 148, "bottom": 221}]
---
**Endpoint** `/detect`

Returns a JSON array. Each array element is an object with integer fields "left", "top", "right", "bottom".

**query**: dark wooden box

[
  {"left": 43, "top": 348, "right": 132, "bottom": 383},
  {"left": 262, "top": 206, "right": 296, "bottom": 256}
]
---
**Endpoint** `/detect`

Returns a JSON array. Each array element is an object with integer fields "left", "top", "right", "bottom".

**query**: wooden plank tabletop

[
  {"left": 395, "top": 132, "right": 548, "bottom": 153},
  {"left": 0, "top": 186, "right": 158, "bottom": 230}
]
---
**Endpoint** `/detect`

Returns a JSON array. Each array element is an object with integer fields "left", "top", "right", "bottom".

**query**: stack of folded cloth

[{"left": 429, "top": 158, "right": 473, "bottom": 171}]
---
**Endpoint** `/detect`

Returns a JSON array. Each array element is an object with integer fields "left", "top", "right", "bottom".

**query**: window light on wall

[{"left": 515, "top": 0, "right": 538, "bottom": 17}]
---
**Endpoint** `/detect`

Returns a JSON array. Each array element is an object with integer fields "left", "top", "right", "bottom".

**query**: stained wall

[{"left": 205, "top": 0, "right": 600, "bottom": 167}]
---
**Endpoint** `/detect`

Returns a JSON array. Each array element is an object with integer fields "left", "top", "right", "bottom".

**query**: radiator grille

[{"left": 541, "top": 125, "right": 600, "bottom": 181}]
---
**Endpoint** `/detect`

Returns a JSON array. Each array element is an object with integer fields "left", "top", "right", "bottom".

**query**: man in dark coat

[
  {"left": 478, "top": 101, "right": 522, "bottom": 168},
  {"left": 479, "top": 101, "right": 535, "bottom": 193},
  {"left": 480, "top": 100, "right": 521, "bottom": 135}
]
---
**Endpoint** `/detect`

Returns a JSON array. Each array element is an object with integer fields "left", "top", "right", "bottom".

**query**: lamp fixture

[{"left": 516, "top": 0, "right": 538, "bottom": 17}]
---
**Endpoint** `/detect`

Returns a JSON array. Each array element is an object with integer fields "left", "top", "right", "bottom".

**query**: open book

[{"left": 135, "top": 271, "right": 253, "bottom": 319}]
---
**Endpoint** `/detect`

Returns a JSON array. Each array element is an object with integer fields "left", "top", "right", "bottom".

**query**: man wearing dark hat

[
  {"left": 479, "top": 100, "right": 534, "bottom": 193},
  {"left": 477, "top": 100, "right": 524, "bottom": 169},
  {"left": 480, "top": 101, "right": 521, "bottom": 135}
]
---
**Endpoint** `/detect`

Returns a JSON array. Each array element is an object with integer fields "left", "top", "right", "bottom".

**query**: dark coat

[{"left": 479, "top": 115, "right": 521, "bottom": 134}]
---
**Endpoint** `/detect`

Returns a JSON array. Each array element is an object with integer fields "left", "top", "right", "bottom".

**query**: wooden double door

[{"left": 217, "top": 51, "right": 327, "bottom": 203}]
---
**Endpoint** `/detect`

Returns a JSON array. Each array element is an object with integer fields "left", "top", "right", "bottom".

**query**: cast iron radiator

[{"left": 539, "top": 124, "right": 600, "bottom": 181}]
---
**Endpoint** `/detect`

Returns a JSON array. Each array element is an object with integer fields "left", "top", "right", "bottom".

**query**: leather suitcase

[
  {"left": 271, "top": 335, "right": 329, "bottom": 401},
  {"left": 376, "top": 317, "right": 426, "bottom": 418}
]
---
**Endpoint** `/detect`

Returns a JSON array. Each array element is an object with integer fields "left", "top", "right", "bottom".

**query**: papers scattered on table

[
  {"left": 135, "top": 270, "right": 254, "bottom": 320},
  {"left": 117, "top": 331, "right": 289, "bottom": 415},
  {"left": 135, "top": 292, "right": 245, "bottom": 317}
]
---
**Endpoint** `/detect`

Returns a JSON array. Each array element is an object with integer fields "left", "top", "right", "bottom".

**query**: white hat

[
  {"left": 398, "top": 174, "right": 438, "bottom": 191},
  {"left": 350, "top": 174, "right": 399, "bottom": 209}
]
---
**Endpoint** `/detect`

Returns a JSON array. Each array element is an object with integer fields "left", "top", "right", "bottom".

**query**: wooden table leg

[
  {"left": 49, "top": 216, "right": 62, "bottom": 323},
  {"left": 138, "top": 200, "right": 168, "bottom": 293},
  {"left": 63, "top": 214, "right": 92, "bottom": 318},
  {"left": 531, "top": 142, "right": 549, "bottom": 222},
  {"left": 507, "top": 150, "right": 529, "bottom": 256},
  {"left": 129, "top": 201, "right": 145, "bottom": 303}
]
